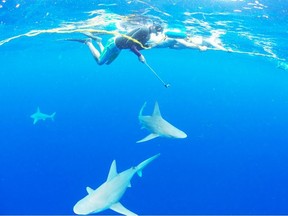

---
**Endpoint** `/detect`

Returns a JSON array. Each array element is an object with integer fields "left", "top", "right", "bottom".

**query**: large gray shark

[
  {"left": 30, "top": 107, "right": 56, "bottom": 125},
  {"left": 73, "top": 153, "right": 160, "bottom": 216},
  {"left": 137, "top": 102, "right": 187, "bottom": 143}
]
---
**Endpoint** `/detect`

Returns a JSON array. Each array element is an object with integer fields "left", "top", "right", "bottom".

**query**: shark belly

[
  {"left": 157, "top": 119, "right": 186, "bottom": 138},
  {"left": 140, "top": 118, "right": 162, "bottom": 133},
  {"left": 142, "top": 118, "right": 180, "bottom": 138},
  {"left": 74, "top": 170, "right": 136, "bottom": 215}
]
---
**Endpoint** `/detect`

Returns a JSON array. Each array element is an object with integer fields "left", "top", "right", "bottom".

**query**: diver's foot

[
  {"left": 82, "top": 32, "right": 102, "bottom": 42},
  {"left": 63, "top": 38, "right": 88, "bottom": 44},
  {"left": 63, "top": 38, "right": 92, "bottom": 45},
  {"left": 84, "top": 38, "right": 92, "bottom": 44}
]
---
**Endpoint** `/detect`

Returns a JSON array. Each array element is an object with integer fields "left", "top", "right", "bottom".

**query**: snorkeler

[{"left": 66, "top": 24, "right": 164, "bottom": 65}]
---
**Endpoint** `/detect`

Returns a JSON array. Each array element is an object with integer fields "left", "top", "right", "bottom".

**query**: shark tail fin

[
  {"left": 139, "top": 102, "right": 147, "bottom": 117},
  {"left": 50, "top": 112, "right": 56, "bottom": 121},
  {"left": 136, "top": 153, "right": 160, "bottom": 177}
]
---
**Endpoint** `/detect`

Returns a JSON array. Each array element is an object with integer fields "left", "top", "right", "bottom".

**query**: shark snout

[
  {"left": 175, "top": 130, "right": 187, "bottom": 139},
  {"left": 73, "top": 205, "right": 81, "bottom": 215},
  {"left": 73, "top": 202, "right": 89, "bottom": 215}
]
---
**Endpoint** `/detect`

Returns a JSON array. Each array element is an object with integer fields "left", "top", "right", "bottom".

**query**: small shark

[
  {"left": 277, "top": 61, "right": 288, "bottom": 71},
  {"left": 30, "top": 107, "right": 56, "bottom": 125},
  {"left": 73, "top": 153, "right": 160, "bottom": 216},
  {"left": 137, "top": 102, "right": 187, "bottom": 143}
]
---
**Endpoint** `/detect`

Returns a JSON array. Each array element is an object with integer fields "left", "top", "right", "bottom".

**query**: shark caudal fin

[
  {"left": 139, "top": 102, "right": 147, "bottom": 117},
  {"left": 136, "top": 153, "right": 160, "bottom": 177},
  {"left": 137, "top": 102, "right": 160, "bottom": 143}
]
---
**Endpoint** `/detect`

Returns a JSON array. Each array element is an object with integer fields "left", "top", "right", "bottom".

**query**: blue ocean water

[{"left": 1, "top": 0, "right": 288, "bottom": 215}]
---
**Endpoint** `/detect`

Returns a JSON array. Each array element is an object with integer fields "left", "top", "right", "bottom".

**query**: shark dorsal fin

[
  {"left": 110, "top": 202, "right": 137, "bottom": 216},
  {"left": 152, "top": 102, "right": 161, "bottom": 117},
  {"left": 107, "top": 160, "right": 118, "bottom": 182},
  {"left": 136, "top": 133, "right": 160, "bottom": 143},
  {"left": 86, "top": 187, "right": 94, "bottom": 194},
  {"left": 37, "top": 107, "right": 40, "bottom": 113}
]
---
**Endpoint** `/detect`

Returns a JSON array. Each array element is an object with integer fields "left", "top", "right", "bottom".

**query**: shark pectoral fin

[
  {"left": 50, "top": 112, "right": 56, "bottom": 121},
  {"left": 137, "top": 170, "right": 143, "bottom": 177},
  {"left": 136, "top": 133, "right": 159, "bottom": 143},
  {"left": 33, "top": 119, "right": 38, "bottom": 124},
  {"left": 128, "top": 181, "right": 132, "bottom": 188},
  {"left": 136, "top": 153, "right": 160, "bottom": 177},
  {"left": 86, "top": 187, "right": 94, "bottom": 194},
  {"left": 110, "top": 202, "right": 138, "bottom": 216}
]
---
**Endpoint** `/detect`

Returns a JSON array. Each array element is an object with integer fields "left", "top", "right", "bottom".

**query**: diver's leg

[
  {"left": 82, "top": 32, "right": 102, "bottom": 41},
  {"left": 81, "top": 32, "right": 104, "bottom": 52},
  {"left": 97, "top": 39, "right": 120, "bottom": 65},
  {"left": 85, "top": 39, "right": 101, "bottom": 64},
  {"left": 96, "top": 41, "right": 104, "bottom": 52}
]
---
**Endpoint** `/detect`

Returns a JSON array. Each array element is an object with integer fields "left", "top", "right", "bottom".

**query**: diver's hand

[{"left": 138, "top": 55, "right": 146, "bottom": 63}]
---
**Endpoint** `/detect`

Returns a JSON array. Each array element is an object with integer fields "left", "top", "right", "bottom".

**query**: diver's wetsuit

[
  {"left": 94, "top": 27, "right": 152, "bottom": 65},
  {"left": 115, "top": 27, "right": 151, "bottom": 57}
]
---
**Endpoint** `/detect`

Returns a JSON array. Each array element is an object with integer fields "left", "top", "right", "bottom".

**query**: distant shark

[
  {"left": 73, "top": 153, "right": 160, "bottom": 216},
  {"left": 137, "top": 102, "right": 187, "bottom": 143},
  {"left": 30, "top": 107, "right": 56, "bottom": 125}
]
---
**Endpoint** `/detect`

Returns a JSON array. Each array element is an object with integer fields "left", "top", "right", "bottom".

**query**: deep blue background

[{"left": 1, "top": 0, "right": 288, "bottom": 215}]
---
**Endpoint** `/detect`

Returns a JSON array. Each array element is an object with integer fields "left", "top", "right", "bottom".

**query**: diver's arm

[
  {"left": 175, "top": 39, "right": 198, "bottom": 48},
  {"left": 130, "top": 45, "right": 141, "bottom": 57},
  {"left": 175, "top": 39, "right": 208, "bottom": 51},
  {"left": 130, "top": 45, "right": 145, "bottom": 63}
]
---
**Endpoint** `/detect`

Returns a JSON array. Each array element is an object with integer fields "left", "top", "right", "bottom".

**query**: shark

[
  {"left": 73, "top": 153, "right": 160, "bottom": 216},
  {"left": 137, "top": 102, "right": 187, "bottom": 143},
  {"left": 30, "top": 107, "right": 56, "bottom": 125}
]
